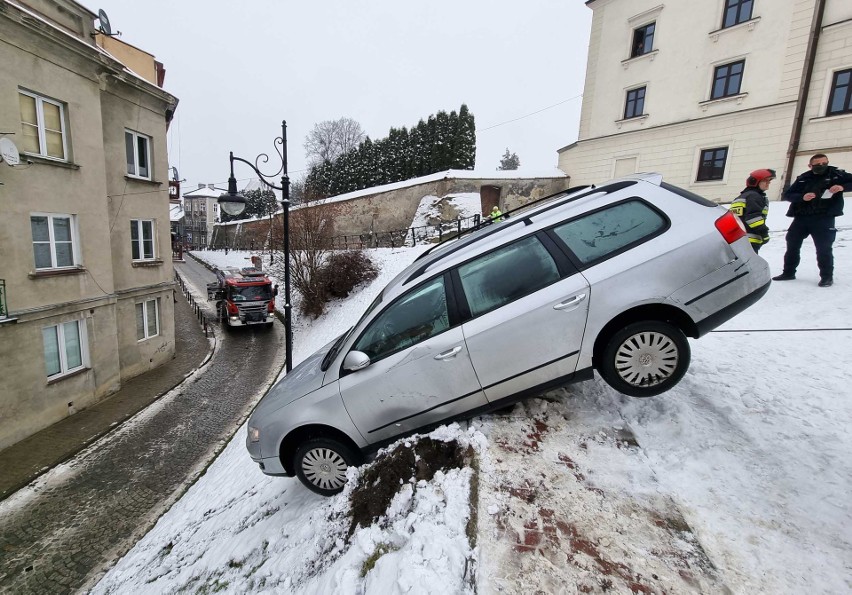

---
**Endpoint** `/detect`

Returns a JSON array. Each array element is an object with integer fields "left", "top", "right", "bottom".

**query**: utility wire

[{"left": 477, "top": 94, "right": 584, "bottom": 133}]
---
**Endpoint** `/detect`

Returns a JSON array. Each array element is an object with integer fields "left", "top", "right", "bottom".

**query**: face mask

[{"left": 812, "top": 164, "right": 828, "bottom": 175}]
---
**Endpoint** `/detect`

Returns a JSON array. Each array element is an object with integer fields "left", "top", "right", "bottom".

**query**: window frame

[
  {"left": 624, "top": 86, "right": 647, "bottom": 119},
  {"left": 19, "top": 90, "right": 68, "bottom": 161},
  {"left": 43, "top": 318, "right": 88, "bottom": 378},
  {"left": 130, "top": 219, "right": 156, "bottom": 261},
  {"left": 722, "top": 0, "right": 753, "bottom": 29},
  {"left": 125, "top": 129, "right": 152, "bottom": 180},
  {"left": 827, "top": 68, "right": 852, "bottom": 117},
  {"left": 136, "top": 298, "right": 160, "bottom": 341},
  {"left": 30, "top": 213, "right": 80, "bottom": 270},
  {"left": 631, "top": 22, "right": 656, "bottom": 58},
  {"left": 696, "top": 146, "right": 729, "bottom": 182},
  {"left": 710, "top": 60, "right": 745, "bottom": 100}
]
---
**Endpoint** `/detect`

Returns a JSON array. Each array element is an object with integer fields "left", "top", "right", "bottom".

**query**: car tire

[
  {"left": 294, "top": 438, "right": 360, "bottom": 496},
  {"left": 599, "top": 321, "right": 690, "bottom": 398}
]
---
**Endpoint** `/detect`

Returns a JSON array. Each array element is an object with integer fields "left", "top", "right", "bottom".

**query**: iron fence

[{"left": 0, "top": 279, "right": 6, "bottom": 320}]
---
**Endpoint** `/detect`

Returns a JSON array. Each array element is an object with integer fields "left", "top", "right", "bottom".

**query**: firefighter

[
  {"left": 488, "top": 205, "right": 504, "bottom": 223},
  {"left": 731, "top": 168, "right": 775, "bottom": 253}
]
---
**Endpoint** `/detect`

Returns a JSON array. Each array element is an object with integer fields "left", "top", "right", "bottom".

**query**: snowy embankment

[{"left": 94, "top": 200, "right": 852, "bottom": 594}]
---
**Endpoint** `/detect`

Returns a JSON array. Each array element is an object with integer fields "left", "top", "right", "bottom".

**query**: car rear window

[{"left": 551, "top": 199, "right": 667, "bottom": 265}]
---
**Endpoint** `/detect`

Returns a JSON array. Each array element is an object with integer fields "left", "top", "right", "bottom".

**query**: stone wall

[{"left": 211, "top": 173, "right": 570, "bottom": 249}]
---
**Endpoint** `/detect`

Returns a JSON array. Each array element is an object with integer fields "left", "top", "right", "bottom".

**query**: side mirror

[
  {"left": 342, "top": 350, "right": 371, "bottom": 372},
  {"left": 273, "top": 284, "right": 279, "bottom": 297}
]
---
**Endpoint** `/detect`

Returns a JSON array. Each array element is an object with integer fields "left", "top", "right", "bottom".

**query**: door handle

[
  {"left": 434, "top": 346, "right": 462, "bottom": 360},
  {"left": 553, "top": 293, "right": 587, "bottom": 310}
]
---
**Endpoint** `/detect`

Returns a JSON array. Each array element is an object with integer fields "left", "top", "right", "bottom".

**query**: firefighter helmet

[{"left": 746, "top": 168, "right": 776, "bottom": 187}]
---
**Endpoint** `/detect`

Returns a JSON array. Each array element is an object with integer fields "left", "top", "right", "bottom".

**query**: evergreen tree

[
  {"left": 498, "top": 148, "right": 520, "bottom": 171},
  {"left": 457, "top": 104, "right": 476, "bottom": 169}
]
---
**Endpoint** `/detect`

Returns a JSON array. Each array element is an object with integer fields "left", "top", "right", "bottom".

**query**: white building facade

[{"left": 558, "top": 0, "right": 852, "bottom": 202}]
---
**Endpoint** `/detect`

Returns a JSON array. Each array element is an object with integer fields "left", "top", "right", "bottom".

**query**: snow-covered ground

[{"left": 93, "top": 200, "right": 852, "bottom": 594}]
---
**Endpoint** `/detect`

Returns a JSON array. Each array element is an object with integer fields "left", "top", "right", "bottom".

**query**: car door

[
  {"left": 338, "top": 274, "right": 486, "bottom": 444},
  {"left": 457, "top": 234, "right": 591, "bottom": 402}
]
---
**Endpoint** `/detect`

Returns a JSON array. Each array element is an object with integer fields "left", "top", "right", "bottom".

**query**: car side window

[
  {"left": 552, "top": 200, "right": 666, "bottom": 265},
  {"left": 353, "top": 276, "right": 449, "bottom": 361},
  {"left": 457, "top": 235, "right": 560, "bottom": 318}
]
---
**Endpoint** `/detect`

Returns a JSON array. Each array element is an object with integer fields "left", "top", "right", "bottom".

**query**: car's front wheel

[
  {"left": 293, "top": 438, "right": 360, "bottom": 496},
  {"left": 599, "top": 321, "right": 690, "bottom": 397}
]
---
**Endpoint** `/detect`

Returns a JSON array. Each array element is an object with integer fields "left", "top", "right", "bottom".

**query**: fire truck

[{"left": 207, "top": 267, "right": 277, "bottom": 329}]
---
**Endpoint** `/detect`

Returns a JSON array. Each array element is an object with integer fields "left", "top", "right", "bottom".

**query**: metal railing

[
  {"left": 330, "top": 213, "right": 484, "bottom": 250},
  {"left": 174, "top": 271, "right": 211, "bottom": 337}
]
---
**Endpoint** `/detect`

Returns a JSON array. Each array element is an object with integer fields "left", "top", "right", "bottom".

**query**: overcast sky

[{"left": 91, "top": 0, "right": 592, "bottom": 190}]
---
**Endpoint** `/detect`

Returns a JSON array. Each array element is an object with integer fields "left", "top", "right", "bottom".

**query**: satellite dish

[
  {"left": 97, "top": 9, "right": 112, "bottom": 35},
  {"left": 0, "top": 138, "right": 20, "bottom": 167}
]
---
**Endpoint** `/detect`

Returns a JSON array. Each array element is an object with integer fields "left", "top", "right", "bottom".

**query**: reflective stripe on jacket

[{"left": 731, "top": 188, "right": 769, "bottom": 246}]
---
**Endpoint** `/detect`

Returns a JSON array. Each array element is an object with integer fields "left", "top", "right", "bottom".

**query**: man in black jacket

[{"left": 773, "top": 154, "right": 852, "bottom": 287}]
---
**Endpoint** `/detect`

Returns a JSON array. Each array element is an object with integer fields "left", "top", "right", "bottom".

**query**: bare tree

[
  {"left": 270, "top": 200, "right": 339, "bottom": 318},
  {"left": 303, "top": 117, "right": 366, "bottom": 165}
]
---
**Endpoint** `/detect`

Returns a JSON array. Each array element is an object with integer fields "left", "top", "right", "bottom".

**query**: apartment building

[
  {"left": 559, "top": 0, "right": 852, "bottom": 202},
  {"left": 183, "top": 184, "right": 222, "bottom": 249},
  {"left": 0, "top": 0, "right": 179, "bottom": 449}
]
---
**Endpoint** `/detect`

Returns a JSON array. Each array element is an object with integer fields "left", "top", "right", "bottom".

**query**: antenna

[{"left": 95, "top": 9, "right": 121, "bottom": 37}]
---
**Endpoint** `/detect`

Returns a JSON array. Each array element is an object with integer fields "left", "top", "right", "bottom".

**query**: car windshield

[{"left": 230, "top": 284, "right": 271, "bottom": 301}]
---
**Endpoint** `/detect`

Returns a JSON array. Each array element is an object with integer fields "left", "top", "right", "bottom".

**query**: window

[
  {"left": 631, "top": 22, "right": 655, "bottom": 58},
  {"left": 711, "top": 60, "right": 745, "bottom": 99},
  {"left": 827, "top": 68, "right": 852, "bottom": 116},
  {"left": 552, "top": 201, "right": 667, "bottom": 265},
  {"left": 624, "top": 87, "right": 646, "bottom": 119},
  {"left": 43, "top": 319, "right": 86, "bottom": 377},
  {"left": 136, "top": 298, "right": 160, "bottom": 340},
  {"left": 457, "top": 236, "right": 560, "bottom": 317},
  {"left": 722, "top": 0, "right": 753, "bottom": 29},
  {"left": 31, "top": 214, "right": 78, "bottom": 269},
  {"left": 19, "top": 91, "right": 67, "bottom": 160},
  {"left": 697, "top": 147, "right": 729, "bottom": 181},
  {"left": 125, "top": 130, "right": 151, "bottom": 179},
  {"left": 353, "top": 276, "right": 450, "bottom": 361},
  {"left": 131, "top": 219, "right": 155, "bottom": 260}
]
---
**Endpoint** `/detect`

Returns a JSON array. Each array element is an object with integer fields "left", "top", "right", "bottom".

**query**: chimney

[
  {"left": 198, "top": 183, "right": 204, "bottom": 189},
  {"left": 208, "top": 183, "right": 215, "bottom": 189}
]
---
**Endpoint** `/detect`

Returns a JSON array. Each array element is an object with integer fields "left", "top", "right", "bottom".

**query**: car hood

[{"left": 250, "top": 338, "right": 335, "bottom": 419}]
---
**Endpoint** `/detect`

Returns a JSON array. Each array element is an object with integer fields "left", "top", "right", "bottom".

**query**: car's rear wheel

[
  {"left": 599, "top": 321, "right": 690, "bottom": 397},
  {"left": 294, "top": 438, "right": 359, "bottom": 496}
]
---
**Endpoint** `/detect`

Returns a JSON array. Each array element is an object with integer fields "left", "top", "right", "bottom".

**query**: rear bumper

[{"left": 695, "top": 279, "right": 771, "bottom": 336}]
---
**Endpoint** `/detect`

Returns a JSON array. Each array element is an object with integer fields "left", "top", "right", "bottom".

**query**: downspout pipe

[{"left": 784, "top": 0, "right": 827, "bottom": 189}]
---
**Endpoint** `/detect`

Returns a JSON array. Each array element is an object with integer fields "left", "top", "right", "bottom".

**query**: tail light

[
  {"left": 226, "top": 301, "right": 239, "bottom": 315},
  {"left": 715, "top": 211, "right": 746, "bottom": 244}
]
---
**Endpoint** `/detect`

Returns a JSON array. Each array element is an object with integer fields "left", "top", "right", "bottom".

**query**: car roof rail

[{"left": 405, "top": 180, "right": 638, "bottom": 285}]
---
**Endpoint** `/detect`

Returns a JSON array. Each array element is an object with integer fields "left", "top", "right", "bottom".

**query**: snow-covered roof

[
  {"left": 169, "top": 202, "right": 184, "bottom": 222},
  {"left": 184, "top": 185, "right": 225, "bottom": 198},
  {"left": 322, "top": 168, "right": 567, "bottom": 206}
]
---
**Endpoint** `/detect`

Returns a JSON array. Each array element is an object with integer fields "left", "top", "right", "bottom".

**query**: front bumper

[{"left": 251, "top": 454, "right": 290, "bottom": 476}]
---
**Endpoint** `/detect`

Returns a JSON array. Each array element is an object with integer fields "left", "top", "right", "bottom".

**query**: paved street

[{"left": 0, "top": 263, "right": 285, "bottom": 594}]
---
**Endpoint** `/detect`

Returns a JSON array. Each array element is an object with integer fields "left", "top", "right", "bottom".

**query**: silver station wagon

[{"left": 247, "top": 173, "right": 771, "bottom": 495}]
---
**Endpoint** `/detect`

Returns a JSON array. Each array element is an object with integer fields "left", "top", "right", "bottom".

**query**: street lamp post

[{"left": 218, "top": 120, "right": 293, "bottom": 372}]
